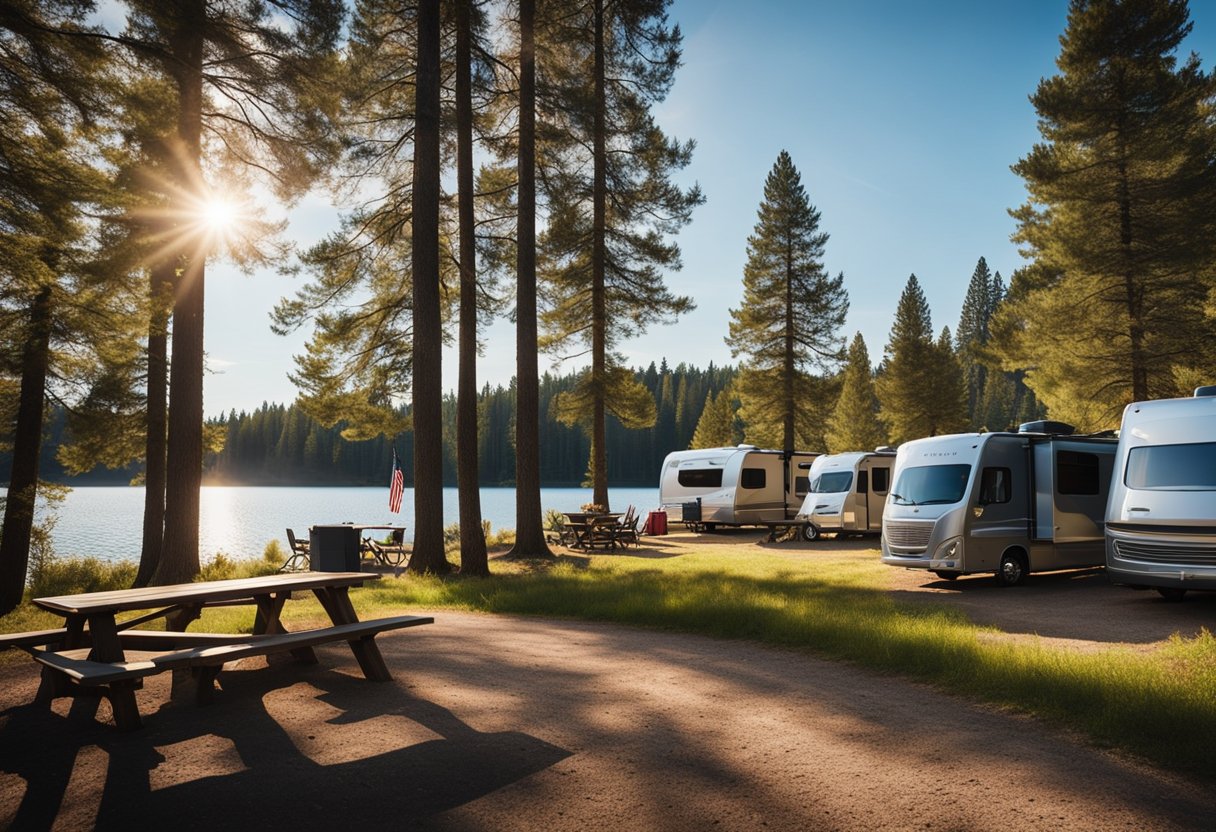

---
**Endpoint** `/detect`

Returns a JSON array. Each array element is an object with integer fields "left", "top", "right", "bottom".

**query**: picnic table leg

[
  {"left": 313, "top": 587, "right": 393, "bottom": 682},
  {"left": 35, "top": 616, "right": 85, "bottom": 703},
  {"left": 87, "top": 614, "right": 142, "bottom": 731},
  {"left": 254, "top": 593, "right": 318, "bottom": 665}
]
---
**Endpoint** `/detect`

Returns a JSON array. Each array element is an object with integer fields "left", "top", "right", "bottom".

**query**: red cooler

[{"left": 644, "top": 510, "right": 668, "bottom": 536}]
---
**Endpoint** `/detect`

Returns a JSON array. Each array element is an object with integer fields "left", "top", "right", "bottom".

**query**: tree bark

[
  {"left": 508, "top": 0, "right": 552, "bottom": 556},
  {"left": 783, "top": 242, "right": 795, "bottom": 454},
  {"left": 408, "top": 0, "right": 450, "bottom": 575},
  {"left": 590, "top": 0, "right": 609, "bottom": 510},
  {"left": 136, "top": 252, "right": 173, "bottom": 587},
  {"left": 0, "top": 285, "right": 53, "bottom": 614},
  {"left": 455, "top": 0, "right": 488, "bottom": 575},
  {"left": 156, "top": 2, "right": 206, "bottom": 585}
]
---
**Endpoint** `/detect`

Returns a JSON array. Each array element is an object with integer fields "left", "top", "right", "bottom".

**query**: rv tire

[
  {"left": 801, "top": 524, "right": 819, "bottom": 542},
  {"left": 932, "top": 571, "right": 959, "bottom": 581},
  {"left": 1156, "top": 587, "right": 1187, "bottom": 602},
  {"left": 704, "top": 523, "right": 717, "bottom": 533},
  {"left": 996, "top": 552, "right": 1028, "bottom": 587}
]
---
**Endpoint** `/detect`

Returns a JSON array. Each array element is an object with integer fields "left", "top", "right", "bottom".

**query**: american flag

[{"left": 388, "top": 449, "right": 404, "bottom": 514}]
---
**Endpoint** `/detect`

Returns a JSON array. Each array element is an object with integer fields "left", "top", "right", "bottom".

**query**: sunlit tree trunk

[
  {"left": 136, "top": 255, "right": 173, "bottom": 587},
  {"left": 156, "top": 3, "right": 206, "bottom": 585},
  {"left": 408, "top": 0, "right": 450, "bottom": 575},
  {"left": 590, "top": 0, "right": 609, "bottom": 510},
  {"left": 455, "top": 0, "right": 488, "bottom": 575},
  {"left": 509, "top": 0, "right": 552, "bottom": 556}
]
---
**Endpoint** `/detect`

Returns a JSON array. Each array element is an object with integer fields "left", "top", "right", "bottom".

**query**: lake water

[{"left": 3, "top": 486, "right": 660, "bottom": 563}]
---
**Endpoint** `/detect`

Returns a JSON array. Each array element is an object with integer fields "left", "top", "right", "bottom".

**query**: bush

[
  {"left": 28, "top": 557, "right": 138, "bottom": 598},
  {"left": 544, "top": 508, "right": 566, "bottom": 531}
]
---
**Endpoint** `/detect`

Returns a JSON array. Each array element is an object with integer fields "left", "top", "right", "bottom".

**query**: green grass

[{"left": 2, "top": 546, "right": 1213, "bottom": 782}]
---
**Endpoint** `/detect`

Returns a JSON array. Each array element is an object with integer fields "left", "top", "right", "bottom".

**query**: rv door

[{"left": 967, "top": 439, "right": 1031, "bottom": 572}]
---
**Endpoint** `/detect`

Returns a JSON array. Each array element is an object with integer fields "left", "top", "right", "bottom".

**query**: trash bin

[
  {"left": 310, "top": 525, "right": 361, "bottom": 572},
  {"left": 644, "top": 510, "right": 668, "bottom": 536}
]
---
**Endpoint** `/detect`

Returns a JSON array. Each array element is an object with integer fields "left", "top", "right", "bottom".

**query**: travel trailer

[
  {"left": 881, "top": 423, "right": 1117, "bottom": 585},
  {"left": 1106, "top": 388, "right": 1216, "bottom": 601},
  {"left": 658, "top": 446, "right": 819, "bottom": 530},
  {"left": 792, "top": 450, "right": 897, "bottom": 540}
]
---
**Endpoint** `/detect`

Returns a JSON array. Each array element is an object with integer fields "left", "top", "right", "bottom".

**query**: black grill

[{"left": 1114, "top": 539, "right": 1216, "bottom": 567}]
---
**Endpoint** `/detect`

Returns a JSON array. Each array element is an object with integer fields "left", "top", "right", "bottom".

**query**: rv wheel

[
  {"left": 801, "top": 524, "right": 819, "bottom": 542},
  {"left": 996, "top": 552, "right": 1027, "bottom": 587},
  {"left": 1156, "top": 587, "right": 1187, "bottom": 602}
]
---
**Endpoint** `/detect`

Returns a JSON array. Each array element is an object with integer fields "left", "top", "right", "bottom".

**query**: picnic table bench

[{"left": 5, "top": 572, "right": 431, "bottom": 731}]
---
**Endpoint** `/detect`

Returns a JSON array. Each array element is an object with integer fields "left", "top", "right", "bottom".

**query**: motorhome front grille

[
  {"left": 1113, "top": 539, "right": 1216, "bottom": 567},
  {"left": 884, "top": 521, "right": 934, "bottom": 550}
]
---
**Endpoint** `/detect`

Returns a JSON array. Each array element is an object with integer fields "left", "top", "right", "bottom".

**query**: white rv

[
  {"left": 658, "top": 446, "right": 818, "bottom": 530},
  {"left": 881, "top": 422, "right": 1117, "bottom": 585},
  {"left": 792, "top": 450, "right": 896, "bottom": 540},
  {"left": 1106, "top": 388, "right": 1216, "bottom": 601}
]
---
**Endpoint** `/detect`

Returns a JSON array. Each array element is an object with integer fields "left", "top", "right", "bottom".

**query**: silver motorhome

[
  {"left": 1106, "top": 389, "right": 1216, "bottom": 600},
  {"left": 658, "top": 446, "right": 818, "bottom": 529},
  {"left": 881, "top": 423, "right": 1117, "bottom": 585},
  {"left": 793, "top": 450, "right": 896, "bottom": 540}
]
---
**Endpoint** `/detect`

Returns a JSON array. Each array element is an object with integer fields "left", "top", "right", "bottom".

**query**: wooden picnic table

[
  {"left": 25, "top": 572, "right": 431, "bottom": 731},
  {"left": 561, "top": 513, "right": 624, "bottom": 550}
]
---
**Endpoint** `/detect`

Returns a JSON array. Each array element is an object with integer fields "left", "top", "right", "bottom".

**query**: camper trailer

[
  {"left": 658, "top": 446, "right": 818, "bottom": 530},
  {"left": 881, "top": 423, "right": 1117, "bottom": 585},
  {"left": 792, "top": 450, "right": 896, "bottom": 540},
  {"left": 1106, "top": 389, "right": 1216, "bottom": 601}
]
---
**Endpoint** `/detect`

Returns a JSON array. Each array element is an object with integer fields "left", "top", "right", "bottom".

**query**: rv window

[
  {"left": 678, "top": 469, "right": 723, "bottom": 489},
  {"left": 811, "top": 471, "right": 853, "bottom": 493},
  {"left": 794, "top": 476, "right": 809, "bottom": 496},
  {"left": 891, "top": 464, "right": 971, "bottom": 506},
  {"left": 978, "top": 467, "right": 1011, "bottom": 504},
  {"left": 740, "top": 468, "right": 766, "bottom": 489},
  {"left": 871, "top": 467, "right": 890, "bottom": 494},
  {"left": 857, "top": 471, "right": 868, "bottom": 494},
  {"left": 1057, "top": 450, "right": 1100, "bottom": 495},
  {"left": 1125, "top": 442, "right": 1216, "bottom": 490}
]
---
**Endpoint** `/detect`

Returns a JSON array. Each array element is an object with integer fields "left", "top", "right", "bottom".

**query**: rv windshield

[
  {"left": 891, "top": 464, "right": 971, "bottom": 506},
  {"left": 1125, "top": 442, "right": 1216, "bottom": 490},
  {"left": 811, "top": 471, "right": 853, "bottom": 493}
]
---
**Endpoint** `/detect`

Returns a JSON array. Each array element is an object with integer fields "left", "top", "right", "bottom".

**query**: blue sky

[{"left": 202, "top": 0, "right": 1216, "bottom": 417}]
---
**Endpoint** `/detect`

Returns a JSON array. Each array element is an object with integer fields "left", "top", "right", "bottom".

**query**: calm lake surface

[{"left": 5, "top": 486, "right": 660, "bottom": 563}]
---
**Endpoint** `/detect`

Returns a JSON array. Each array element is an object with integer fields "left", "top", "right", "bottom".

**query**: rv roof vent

[
  {"left": 874, "top": 445, "right": 896, "bottom": 453},
  {"left": 736, "top": 444, "right": 757, "bottom": 450},
  {"left": 1017, "top": 420, "right": 1075, "bottom": 435},
  {"left": 1194, "top": 385, "right": 1216, "bottom": 397}
]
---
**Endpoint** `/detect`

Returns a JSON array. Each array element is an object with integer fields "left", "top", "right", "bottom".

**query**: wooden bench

[
  {"left": 30, "top": 615, "right": 433, "bottom": 686},
  {"left": 0, "top": 628, "right": 70, "bottom": 652}
]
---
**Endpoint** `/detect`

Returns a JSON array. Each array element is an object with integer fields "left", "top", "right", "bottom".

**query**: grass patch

[{"left": 1, "top": 546, "right": 1212, "bottom": 781}]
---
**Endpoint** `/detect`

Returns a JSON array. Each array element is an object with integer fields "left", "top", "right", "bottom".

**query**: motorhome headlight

[{"left": 934, "top": 537, "right": 963, "bottom": 562}]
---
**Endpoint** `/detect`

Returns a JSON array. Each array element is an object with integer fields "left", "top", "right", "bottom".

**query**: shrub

[
  {"left": 28, "top": 557, "right": 138, "bottom": 598},
  {"left": 544, "top": 508, "right": 566, "bottom": 531}
]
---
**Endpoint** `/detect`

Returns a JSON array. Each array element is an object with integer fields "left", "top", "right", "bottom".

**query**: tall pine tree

[
  {"left": 728, "top": 151, "right": 848, "bottom": 452},
  {"left": 1001, "top": 0, "right": 1216, "bottom": 428},
  {"left": 877, "top": 275, "right": 944, "bottom": 444}
]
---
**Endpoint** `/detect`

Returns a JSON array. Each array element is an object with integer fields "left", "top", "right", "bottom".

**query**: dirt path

[{"left": 2, "top": 609, "right": 1213, "bottom": 830}]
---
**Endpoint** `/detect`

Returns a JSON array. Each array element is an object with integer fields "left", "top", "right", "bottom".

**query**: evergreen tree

[
  {"left": 824, "top": 333, "right": 886, "bottom": 453},
  {"left": 876, "top": 275, "right": 942, "bottom": 444},
  {"left": 728, "top": 151, "right": 848, "bottom": 452},
  {"left": 955, "top": 257, "right": 993, "bottom": 427},
  {"left": 539, "top": 0, "right": 702, "bottom": 510},
  {"left": 1001, "top": 0, "right": 1216, "bottom": 429},
  {"left": 690, "top": 390, "right": 733, "bottom": 449},
  {"left": 933, "top": 327, "right": 969, "bottom": 436}
]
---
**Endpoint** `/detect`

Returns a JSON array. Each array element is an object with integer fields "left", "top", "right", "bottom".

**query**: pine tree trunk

[
  {"left": 408, "top": 0, "right": 449, "bottom": 575},
  {"left": 783, "top": 245, "right": 795, "bottom": 454},
  {"left": 156, "top": 5, "right": 206, "bottom": 586},
  {"left": 590, "top": 0, "right": 609, "bottom": 510},
  {"left": 455, "top": 0, "right": 488, "bottom": 575},
  {"left": 136, "top": 257, "right": 172, "bottom": 587},
  {"left": 0, "top": 285, "right": 52, "bottom": 614},
  {"left": 1117, "top": 156, "right": 1148, "bottom": 402},
  {"left": 508, "top": 0, "right": 552, "bottom": 556}
]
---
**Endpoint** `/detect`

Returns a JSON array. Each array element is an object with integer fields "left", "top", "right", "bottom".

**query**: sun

[{"left": 201, "top": 196, "right": 238, "bottom": 231}]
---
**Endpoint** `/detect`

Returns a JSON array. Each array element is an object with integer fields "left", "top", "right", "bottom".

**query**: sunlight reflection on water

[{"left": 4, "top": 485, "right": 659, "bottom": 563}]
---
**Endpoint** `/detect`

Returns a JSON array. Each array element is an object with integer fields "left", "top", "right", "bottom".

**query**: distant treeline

[{"left": 4, "top": 361, "right": 736, "bottom": 488}]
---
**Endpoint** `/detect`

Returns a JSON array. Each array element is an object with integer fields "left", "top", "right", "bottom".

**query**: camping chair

[
  {"left": 366, "top": 528, "right": 410, "bottom": 568},
  {"left": 615, "top": 505, "right": 640, "bottom": 548},
  {"left": 281, "top": 529, "right": 311, "bottom": 572}
]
